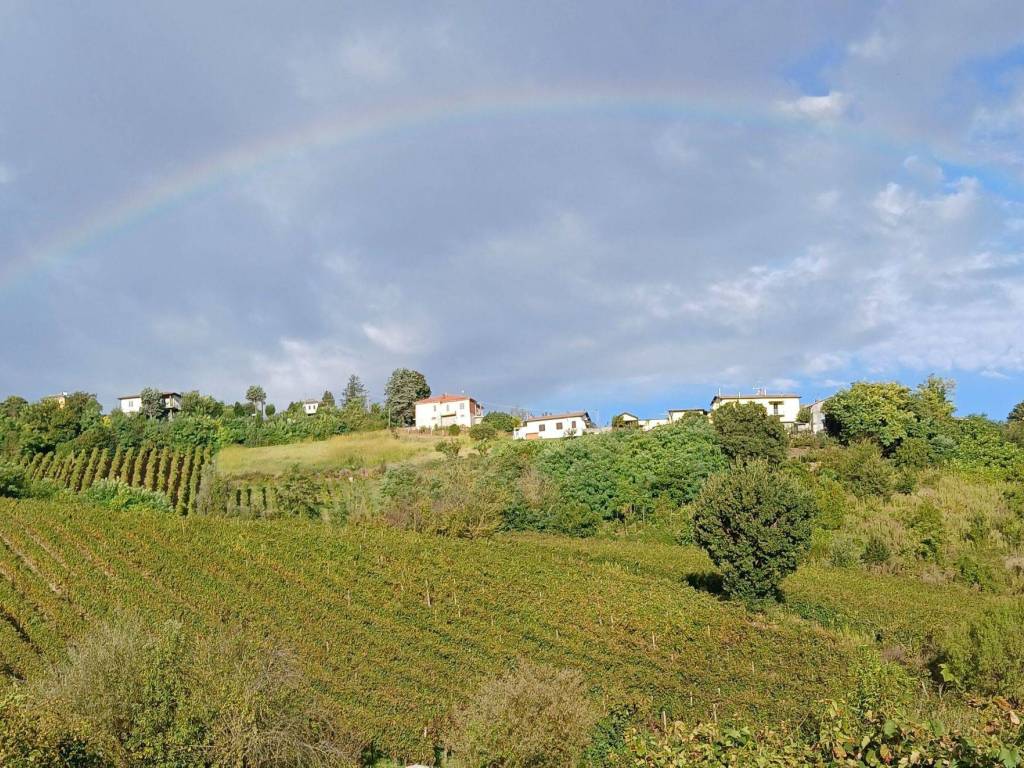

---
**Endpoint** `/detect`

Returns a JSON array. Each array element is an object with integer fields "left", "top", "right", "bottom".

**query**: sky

[{"left": 1, "top": 1, "right": 1024, "bottom": 423}]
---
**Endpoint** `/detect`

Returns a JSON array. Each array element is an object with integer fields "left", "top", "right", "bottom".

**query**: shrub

[
  {"left": 955, "top": 554, "right": 998, "bottom": 592},
  {"left": 275, "top": 465, "right": 321, "bottom": 519},
  {"left": 710, "top": 402, "right": 788, "bottom": 464},
  {"left": 940, "top": 601, "right": 1024, "bottom": 700},
  {"left": 469, "top": 422, "right": 497, "bottom": 442},
  {"left": 824, "top": 441, "right": 894, "bottom": 499},
  {"left": 893, "top": 468, "right": 917, "bottom": 495},
  {"left": 692, "top": 461, "right": 816, "bottom": 604},
  {"left": 909, "top": 500, "right": 946, "bottom": 562},
  {"left": 447, "top": 423, "right": 462, "bottom": 436},
  {"left": 812, "top": 477, "right": 848, "bottom": 530},
  {"left": 827, "top": 536, "right": 860, "bottom": 568},
  {"left": 862, "top": 533, "right": 892, "bottom": 567},
  {"left": 81, "top": 479, "right": 172, "bottom": 513},
  {"left": 892, "top": 437, "right": 932, "bottom": 469},
  {"left": 0, "top": 460, "right": 28, "bottom": 498},
  {"left": 436, "top": 439, "right": 461, "bottom": 460},
  {"left": 447, "top": 661, "right": 599, "bottom": 768},
  {"left": 821, "top": 381, "right": 918, "bottom": 451},
  {"left": 481, "top": 411, "right": 520, "bottom": 433}
]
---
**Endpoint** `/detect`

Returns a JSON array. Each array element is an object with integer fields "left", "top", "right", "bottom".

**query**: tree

[
  {"left": 245, "top": 386, "right": 266, "bottom": 418},
  {"left": 180, "top": 391, "right": 224, "bottom": 418},
  {"left": 138, "top": 388, "right": 165, "bottom": 420},
  {"left": 264, "top": 403, "right": 276, "bottom": 417},
  {"left": 342, "top": 375, "right": 368, "bottom": 409},
  {"left": 384, "top": 369, "right": 430, "bottom": 427},
  {"left": 711, "top": 401, "right": 788, "bottom": 464},
  {"left": 276, "top": 465, "right": 320, "bottom": 519},
  {"left": 320, "top": 390, "right": 335, "bottom": 409},
  {"left": 822, "top": 381, "right": 918, "bottom": 451},
  {"left": 0, "top": 396, "right": 28, "bottom": 420},
  {"left": 481, "top": 411, "right": 520, "bottom": 433},
  {"left": 1009, "top": 401, "right": 1024, "bottom": 423},
  {"left": 692, "top": 460, "right": 815, "bottom": 604}
]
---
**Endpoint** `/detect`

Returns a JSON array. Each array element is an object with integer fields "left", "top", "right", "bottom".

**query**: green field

[
  {"left": 0, "top": 496, "right": 905, "bottom": 764},
  {"left": 216, "top": 430, "right": 471, "bottom": 477}
]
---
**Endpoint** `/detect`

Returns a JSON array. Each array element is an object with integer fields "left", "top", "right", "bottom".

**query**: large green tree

[
  {"left": 384, "top": 369, "right": 430, "bottom": 426},
  {"left": 711, "top": 402, "right": 788, "bottom": 464},
  {"left": 245, "top": 385, "right": 266, "bottom": 418},
  {"left": 1009, "top": 401, "right": 1024, "bottom": 423},
  {"left": 138, "top": 388, "right": 165, "bottom": 420},
  {"left": 822, "top": 381, "right": 918, "bottom": 451},
  {"left": 342, "top": 375, "right": 368, "bottom": 409},
  {"left": 320, "top": 390, "right": 336, "bottom": 409},
  {"left": 180, "top": 391, "right": 224, "bottom": 418},
  {"left": 481, "top": 411, "right": 520, "bottom": 433}
]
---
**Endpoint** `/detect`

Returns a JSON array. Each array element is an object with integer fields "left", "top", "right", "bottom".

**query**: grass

[
  {"left": 2, "top": 496, "right": 869, "bottom": 764},
  {"left": 216, "top": 430, "right": 471, "bottom": 477}
]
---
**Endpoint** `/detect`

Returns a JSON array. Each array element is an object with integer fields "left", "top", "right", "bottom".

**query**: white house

[
  {"left": 414, "top": 394, "right": 483, "bottom": 430},
  {"left": 514, "top": 411, "right": 594, "bottom": 440},
  {"left": 710, "top": 390, "right": 801, "bottom": 425},
  {"left": 118, "top": 391, "right": 182, "bottom": 419},
  {"left": 806, "top": 398, "right": 830, "bottom": 433},
  {"left": 668, "top": 408, "right": 708, "bottom": 421},
  {"left": 302, "top": 399, "right": 320, "bottom": 416}
]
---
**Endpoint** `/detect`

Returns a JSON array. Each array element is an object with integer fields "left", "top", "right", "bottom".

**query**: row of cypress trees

[{"left": 21, "top": 445, "right": 212, "bottom": 514}]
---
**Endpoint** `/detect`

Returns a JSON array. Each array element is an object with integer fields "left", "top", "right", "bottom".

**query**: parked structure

[
  {"left": 302, "top": 399, "right": 320, "bottom": 416},
  {"left": 710, "top": 390, "right": 801, "bottom": 425},
  {"left": 514, "top": 411, "right": 594, "bottom": 440},
  {"left": 118, "top": 391, "right": 183, "bottom": 419},
  {"left": 414, "top": 393, "right": 483, "bottom": 430}
]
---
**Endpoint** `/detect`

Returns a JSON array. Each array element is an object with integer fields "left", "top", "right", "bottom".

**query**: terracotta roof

[
  {"left": 523, "top": 411, "right": 590, "bottom": 424},
  {"left": 415, "top": 393, "right": 478, "bottom": 405}
]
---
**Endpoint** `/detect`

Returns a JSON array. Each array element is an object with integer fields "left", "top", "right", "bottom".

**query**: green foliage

[
  {"left": 342, "top": 374, "right": 368, "bottom": 409},
  {"left": 481, "top": 411, "right": 520, "bottom": 433},
  {"left": 447, "top": 423, "right": 462, "bottom": 436},
  {"left": 908, "top": 500, "right": 946, "bottom": 562},
  {"left": 822, "top": 440, "right": 894, "bottom": 499},
  {"left": 469, "top": 422, "right": 497, "bottom": 442},
  {"left": 892, "top": 436, "right": 932, "bottom": 469},
  {"left": 81, "top": 480, "right": 172, "bottom": 514},
  {"left": 955, "top": 554, "right": 998, "bottom": 592},
  {"left": 940, "top": 601, "right": 1024, "bottom": 700},
  {"left": 245, "top": 385, "right": 267, "bottom": 410},
  {"left": 436, "top": 439, "right": 462, "bottom": 459},
  {"left": 1009, "top": 400, "right": 1024, "bottom": 423},
  {"left": 812, "top": 477, "right": 848, "bottom": 530},
  {"left": 320, "top": 390, "right": 335, "bottom": 409},
  {"left": 137, "top": 388, "right": 165, "bottom": 420},
  {"left": 275, "top": 464, "right": 321, "bottom": 519},
  {"left": 711, "top": 401, "right": 788, "bottom": 464},
  {"left": 862, "top": 533, "right": 891, "bottom": 567},
  {"left": 0, "top": 460, "right": 28, "bottom": 498},
  {"left": 822, "top": 381, "right": 919, "bottom": 451},
  {"left": 383, "top": 368, "right": 430, "bottom": 426},
  {"left": 447, "top": 661, "right": 599, "bottom": 768},
  {"left": 692, "top": 460, "right": 816, "bottom": 604},
  {"left": 179, "top": 390, "right": 224, "bottom": 418},
  {"left": 948, "top": 415, "right": 1024, "bottom": 476}
]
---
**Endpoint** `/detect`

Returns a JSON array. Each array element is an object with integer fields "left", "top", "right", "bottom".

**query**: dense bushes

[
  {"left": 821, "top": 440, "right": 894, "bottom": 499},
  {"left": 275, "top": 465, "right": 322, "bottom": 519},
  {"left": 0, "top": 460, "right": 27, "bottom": 498},
  {"left": 447, "top": 661, "right": 599, "bottom": 768},
  {"left": 692, "top": 460, "right": 815, "bottom": 603},
  {"left": 711, "top": 401, "right": 788, "bottom": 463},
  {"left": 940, "top": 601, "right": 1024, "bottom": 700},
  {"left": 81, "top": 480, "right": 172, "bottom": 514}
]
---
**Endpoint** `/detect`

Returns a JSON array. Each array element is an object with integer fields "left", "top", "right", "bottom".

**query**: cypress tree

[
  {"left": 120, "top": 447, "right": 136, "bottom": 484},
  {"left": 108, "top": 445, "right": 124, "bottom": 481}
]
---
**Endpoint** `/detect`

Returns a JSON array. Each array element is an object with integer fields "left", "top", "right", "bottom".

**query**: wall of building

[
  {"left": 711, "top": 396, "right": 801, "bottom": 423},
  {"left": 514, "top": 416, "right": 588, "bottom": 439},
  {"left": 414, "top": 399, "right": 481, "bottom": 429}
]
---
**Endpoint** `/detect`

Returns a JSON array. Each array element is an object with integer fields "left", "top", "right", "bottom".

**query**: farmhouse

[
  {"left": 806, "top": 397, "right": 830, "bottom": 433},
  {"left": 514, "top": 411, "right": 594, "bottom": 440},
  {"left": 118, "top": 391, "right": 182, "bottom": 419},
  {"left": 710, "top": 390, "right": 801, "bottom": 425},
  {"left": 414, "top": 393, "right": 483, "bottom": 430},
  {"left": 302, "top": 399, "right": 320, "bottom": 416}
]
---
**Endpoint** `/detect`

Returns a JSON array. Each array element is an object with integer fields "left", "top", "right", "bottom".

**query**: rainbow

[{"left": 3, "top": 83, "right": 901, "bottom": 288}]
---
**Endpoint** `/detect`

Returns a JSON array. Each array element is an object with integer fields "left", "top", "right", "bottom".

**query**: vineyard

[
  {"left": 16, "top": 445, "right": 211, "bottom": 514},
  {"left": 0, "top": 496, "right": 876, "bottom": 763}
]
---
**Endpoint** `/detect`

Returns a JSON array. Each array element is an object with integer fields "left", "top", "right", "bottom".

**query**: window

[
  {"left": 460, "top": 402, "right": 465, "bottom": 410},
  {"left": 571, "top": 420, "right": 577, "bottom": 428},
  {"left": 538, "top": 423, "right": 546, "bottom": 432},
  {"left": 556, "top": 422, "right": 563, "bottom": 430},
  {"left": 770, "top": 401, "right": 782, "bottom": 417}
]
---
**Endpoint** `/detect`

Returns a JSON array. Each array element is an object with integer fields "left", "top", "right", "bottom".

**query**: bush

[
  {"left": 469, "top": 422, "right": 497, "bottom": 442},
  {"left": 940, "top": 601, "right": 1024, "bottom": 700},
  {"left": 909, "top": 500, "right": 946, "bottom": 563},
  {"left": 436, "top": 439, "right": 462, "bottom": 459},
  {"left": 447, "top": 661, "right": 599, "bottom": 768},
  {"left": 275, "top": 465, "right": 321, "bottom": 519},
  {"left": 710, "top": 402, "right": 788, "bottom": 464},
  {"left": 824, "top": 441, "right": 894, "bottom": 499},
  {"left": 812, "top": 478, "right": 848, "bottom": 530},
  {"left": 0, "top": 460, "right": 28, "bottom": 498},
  {"left": 447, "top": 423, "right": 462, "bottom": 436},
  {"left": 692, "top": 461, "right": 816, "bottom": 604},
  {"left": 862, "top": 533, "right": 891, "bottom": 567},
  {"left": 80, "top": 479, "right": 172, "bottom": 513},
  {"left": 29, "top": 615, "right": 345, "bottom": 767},
  {"left": 481, "top": 411, "right": 520, "bottom": 433},
  {"left": 892, "top": 437, "right": 932, "bottom": 469},
  {"left": 827, "top": 536, "right": 860, "bottom": 568},
  {"left": 955, "top": 554, "right": 998, "bottom": 592}
]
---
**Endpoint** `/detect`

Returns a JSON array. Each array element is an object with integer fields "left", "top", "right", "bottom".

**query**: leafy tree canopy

[
  {"left": 321, "top": 390, "right": 335, "bottom": 409},
  {"left": 180, "top": 391, "right": 224, "bottom": 418},
  {"left": 822, "top": 381, "right": 919, "bottom": 450},
  {"left": 481, "top": 411, "right": 520, "bottom": 433},
  {"left": 1009, "top": 400, "right": 1024, "bottom": 423},
  {"left": 342, "top": 375, "right": 368, "bottom": 409},
  {"left": 711, "top": 401, "right": 788, "bottom": 464},
  {"left": 138, "top": 388, "right": 165, "bottom": 420},
  {"left": 245, "top": 385, "right": 266, "bottom": 406},
  {"left": 384, "top": 368, "right": 430, "bottom": 427}
]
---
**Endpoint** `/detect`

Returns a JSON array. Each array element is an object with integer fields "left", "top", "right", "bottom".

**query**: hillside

[
  {"left": 215, "top": 430, "right": 469, "bottom": 477},
  {"left": 1, "top": 496, "right": 872, "bottom": 764}
]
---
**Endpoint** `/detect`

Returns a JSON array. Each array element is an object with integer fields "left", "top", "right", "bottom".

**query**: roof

[
  {"left": 523, "top": 411, "right": 590, "bottom": 424},
  {"left": 415, "top": 393, "right": 478, "bottom": 405},
  {"left": 302, "top": 399, "right": 320, "bottom": 404},
  {"left": 119, "top": 391, "right": 182, "bottom": 399},
  {"left": 615, "top": 411, "right": 640, "bottom": 420},
  {"left": 667, "top": 407, "right": 707, "bottom": 413},
  {"left": 711, "top": 393, "right": 799, "bottom": 403}
]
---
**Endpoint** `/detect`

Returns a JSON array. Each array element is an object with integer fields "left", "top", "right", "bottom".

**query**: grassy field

[
  {"left": 216, "top": 430, "right": 470, "bottom": 477},
  {"left": 0, "top": 496, "right": 879, "bottom": 764}
]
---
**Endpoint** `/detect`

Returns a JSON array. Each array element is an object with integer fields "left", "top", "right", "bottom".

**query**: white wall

[
  {"left": 711, "top": 396, "right": 801, "bottom": 424},
  {"left": 514, "top": 415, "right": 588, "bottom": 440},
  {"left": 119, "top": 397, "right": 140, "bottom": 414},
  {"left": 415, "top": 399, "right": 480, "bottom": 429},
  {"left": 303, "top": 402, "right": 319, "bottom": 415}
]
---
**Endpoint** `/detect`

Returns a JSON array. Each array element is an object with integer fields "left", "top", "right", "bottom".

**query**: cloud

[
  {"left": 777, "top": 90, "right": 851, "bottom": 120},
  {"left": 0, "top": 162, "right": 12, "bottom": 184}
]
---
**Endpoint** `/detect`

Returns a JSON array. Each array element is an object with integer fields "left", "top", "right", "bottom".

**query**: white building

[
  {"left": 414, "top": 394, "right": 483, "bottom": 430},
  {"left": 613, "top": 412, "right": 669, "bottom": 431},
  {"left": 514, "top": 411, "right": 594, "bottom": 440},
  {"left": 668, "top": 408, "right": 708, "bottom": 421},
  {"left": 806, "top": 398, "right": 830, "bottom": 433},
  {"left": 710, "top": 390, "right": 801, "bottom": 425},
  {"left": 302, "top": 399, "right": 320, "bottom": 416},
  {"left": 118, "top": 391, "right": 182, "bottom": 419}
]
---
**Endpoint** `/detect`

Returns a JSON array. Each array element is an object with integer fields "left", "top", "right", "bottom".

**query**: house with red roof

[{"left": 414, "top": 393, "right": 483, "bottom": 430}]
